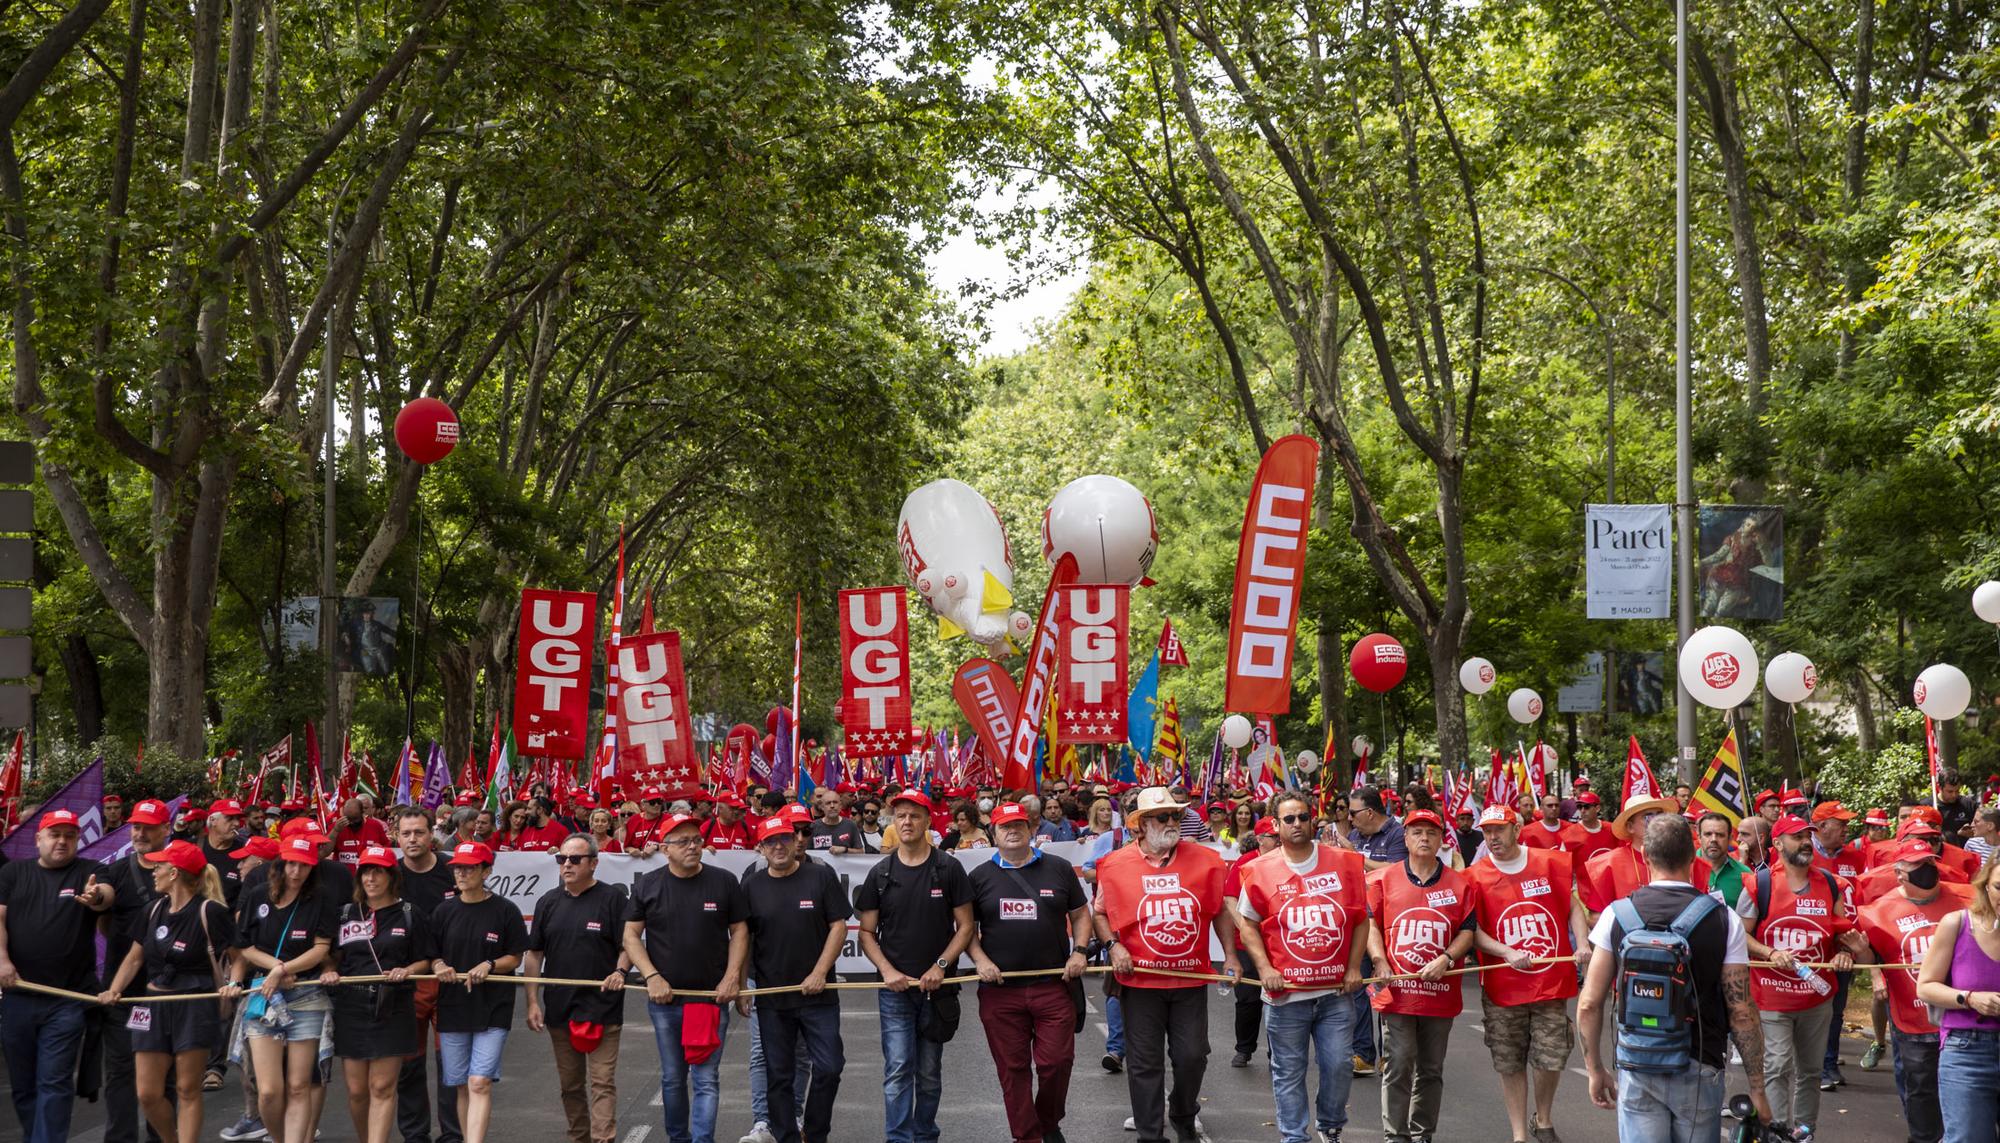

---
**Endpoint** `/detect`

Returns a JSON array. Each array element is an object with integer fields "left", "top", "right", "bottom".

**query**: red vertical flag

[
  {"left": 1004, "top": 554, "right": 1079, "bottom": 789},
  {"left": 1621, "top": 736, "right": 1661, "bottom": 804},
  {"left": 838, "top": 588, "right": 913, "bottom": 757},
  {"left": 616, "top": 630, "right": 698, "bottom": 786},
  {"left": 1157, "top": 619, "right": 1189, "bottom": 668},
  {"left": 1224, "top": 435, "right": 1321, "bottom": 714},
  {"left": 1055, "top": 584, "right": 1130, "bottom": 743}
]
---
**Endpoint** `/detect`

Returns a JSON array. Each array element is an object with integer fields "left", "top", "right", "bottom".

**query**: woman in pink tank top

[{"left": 1918, "top": 855, "right": 2000, "bottom": 1142}]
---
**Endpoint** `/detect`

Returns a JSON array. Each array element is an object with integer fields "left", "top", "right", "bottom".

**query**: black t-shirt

[
  {"left": 430, "top": 893, "right": 529, "bottom": 1033},
  {"left": 852, "top": 848, "right": 972, "bottom": 977},
  {"left": 0, "top": 858, "right": 108, "bottom": 990},
  {"left": 1604, "top": 883, "right": 1733, "bottom": 1069},
  {"left": 1933, "top": 795, "right": 1977, "bottom": 840},
  {"left": 968, "top": 852, "right": 1087, "bottom": 978},
  {"left": 627, "top": 863, "right": 746, "bottom": 992},
  {"left": 399, "top": 857, "right": 457, "bottom": 917},
  {"left": 134, "top": 894, "right": 236, "bottom": 991},
  {"left": 240, "top": 859, "right": 355, "bottom": 915},
  {"left": 528, "top": 881, "right": 630, "bottom": 1026},
  {"left": 808, "top": 818, "right": 866, "bottom": 852},
  {"left": 104, "top": 852, "right": 163, "bottom": 979},
  {"left": 332, "top": 899, "right": 436, "bottom": 977},
  {"left": 233, "top": 882, "right": 340, "bottom": 966},
  {"left": 202, "top": 837, "right": 245, "bottom": 905},
  {"left": 741, "top": 861, "right": 852, "bottom": 1007}
]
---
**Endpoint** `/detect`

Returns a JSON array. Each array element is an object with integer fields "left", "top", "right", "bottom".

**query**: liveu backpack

[{"left": 1610, "top": 892, "right": 1720, "bottom": 1073}]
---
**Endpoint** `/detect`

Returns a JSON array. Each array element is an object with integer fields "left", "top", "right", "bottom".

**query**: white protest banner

[{"left": 1584, "top": 503, "right": 1671, "bottom": 618}]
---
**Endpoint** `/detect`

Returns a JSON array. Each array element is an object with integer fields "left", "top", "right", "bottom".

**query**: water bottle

[
  {"left": 1793, "top": 961, "right": 1832, "bottom": 997},
  {"left": 1218, "top": 966, "right": 1237, "bottom": 996}
]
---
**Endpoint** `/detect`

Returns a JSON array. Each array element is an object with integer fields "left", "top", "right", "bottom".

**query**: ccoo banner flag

[
  {"left": 1584, "top": 504, "right": 1672, "bottom": 619},
  {"left": 953, "top": 658, "right": 1019, "bottom": 767},
  {"left": 1004, "top": 553, "right": 1079, "bottom": 789},
  {"left": 513, "top": 588, "right": 597, "bottom": 757},
  {"left": 615, "top": 630, "right": 698, "bottom": 785},
  {"left": 837, "top": 588, "right": 913, "bottom": 757},
  {"left": 1055, "top": 585, "right": 1130, "bottom": 743},
  {"left": 1225, "top": 435, "right": 1320, "bottom": 714}
]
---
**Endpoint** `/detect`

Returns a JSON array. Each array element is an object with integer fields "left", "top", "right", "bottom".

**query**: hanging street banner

[
  {"left": 1055, "top": 584, "right": 1130, "bottom": 743},
  {"left": 513, "top": 588, "right": 597, "bottom": 757},
  {"left": 1583, "top": 504, "right": 1672, "bottom": 619},
  {"left": 1698, "top": 505, "right": 1784, "bottom": 620},
  {"left": 615, "top": 629, "right": 698, "bottom": 785},
  {"left": 1556, "top": 652, "right": 1606, "bottom": 713},
  {"left": 837, "top": 588, "right": 913, "bottom": 757},
  {"left": 953, "top": 658, "right": 1019, "bottom": 768},
  {"left": 1225, "top": 434, "right": 1321, "bottom": 714}
]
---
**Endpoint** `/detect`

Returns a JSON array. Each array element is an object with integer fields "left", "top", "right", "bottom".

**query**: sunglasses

[
  {"left": 555, "top": 853, "right": 595, "bottom": 865},
  {"left": 1278, "top": 813, "right": 1314, "bottom": 825}
]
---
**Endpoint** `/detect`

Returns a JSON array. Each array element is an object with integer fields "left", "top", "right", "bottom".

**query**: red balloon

[
  {"left": 1349, "top": 633, "right": 1408, "bottom": 693},
  {"left": 394, "top": 397, "right": 459, "bottom": 464},
  {"left": 760, "top": 733, "right": 776, "bottom": 761}
]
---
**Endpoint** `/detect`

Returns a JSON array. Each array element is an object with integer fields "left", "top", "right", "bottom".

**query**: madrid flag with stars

[{"left": 1055, "top": 584, "right": 1129, "bottom": 743}]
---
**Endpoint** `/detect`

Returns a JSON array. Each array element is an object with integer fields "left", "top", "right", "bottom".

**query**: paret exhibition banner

[{"left": 1583, "top": 503, "right": 1672, "bottom": 619}]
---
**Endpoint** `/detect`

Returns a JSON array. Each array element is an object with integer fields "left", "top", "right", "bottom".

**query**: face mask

[
  {"left": 877, "top": 814, "right": 891, "bottom": 829},
  {"left": 1144, "top": 821, "right": 1179, "bottom": 850},
  {"left": 1906, "top": 863, "right": 1941, "bottom": 891},
  {"left": 977, "top": 798, "right": 994, "bottom": 813}
]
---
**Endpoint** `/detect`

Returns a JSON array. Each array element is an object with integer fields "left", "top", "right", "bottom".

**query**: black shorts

[
  {"left": 128, "top": 994, "right": 224, "bottom": 1055},
  {"left": 331, "top": 986, "right": 420, "bottom": 1060}
]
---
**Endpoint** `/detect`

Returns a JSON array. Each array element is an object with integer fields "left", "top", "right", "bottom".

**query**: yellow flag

[{"left": 1691, "top": 729, "right": 1749, "bottom": 826}]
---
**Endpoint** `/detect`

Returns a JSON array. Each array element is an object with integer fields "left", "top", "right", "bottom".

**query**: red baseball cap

[
  {"left": 355, "top": 844, "right": 398, "bottom": 869},
  {"left": 1898, "top": 818, "right": 1942, "bottom": 839},
  {"left": 1811, "top": 801, "right": 1856, "bottom": 823},
  {"left": 1753, "top": 789, "right": 1777, "bottom": 809},
  {"left": 278, "top": 836, "right": 320, "bottom": 865},
  {"left": 452, "top": 792, "right": 477, "bottom": 807},
  {"left": 102, "top": 794, "right": 123, "bottom": 805},
  {"left": 279, "top": 818, "right": 329, "bottom": 844},
  {"left": 1772, "top": 814, "right": 1813, "bottom": 838},
  {"left": 1909, "top": 805, "right": 1945, "bottom": 827},
  {"left": 1477, "top": 805, "right": 1517, "bottom": 828},
  {"left": 229, "top": 836, "right": 280, "bottom": 861},
  {"left": 1863, "top": 807, "right": 1891, "bottom": 828},
  {"left": 1403, "top": 810, "right": 1446, "bottom": 833},
  {"left": 784, "top": 804, "right": 814, "bottom": 826},
  {"left": 1576, "top": 792, "right": 1602, "bottom": 807},
  {"left": 889, "top": 789, "right": 934, "bottom": 814},
  {"left": 1253, "top": 816, "right": 1278, "bottom": 837},
  {"left": 658, "top": 813, "right": 700, "bottom": 839},
  {"left": 126, "top": 799, "right": 173, "bottom": 826},
  {"left": 39, "top": 808, "right": 80, "bottom": 830},
  {"left": 713, "top": 792, "right": 745, "bottom": 809},
  {"left": 989, "top": 802, "right": 1032, "bottom": 828},
  {"left": 1893, "top": 839, "right": 1941, "bottom": 864},
  {"left": 447, "top": 841, "right": 495, "bottom": 866},
  {"left": 280, "top": 798, "right": 309, "bottom": 812},
  {"left": 1572, "top": 776, "right": 1591, "bottom": 787},
  {"left": 642, "top": 788, "right": 667, "bottom": 802},
  {"left": 210, "top": 799, "right": 246, "bottom": 818},
  {"left": 1781, "top": 790, "right": 1809, "bottom": 807},
  {"left": 143, "top": 840, "right": 208, "bottom": 876},
  {"left": 755, "top": 816, "right": 796, "bottom": 844}
]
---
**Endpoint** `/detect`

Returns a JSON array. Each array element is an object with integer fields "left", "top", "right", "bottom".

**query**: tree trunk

[
  {"left": 58, "top": 635, "right": 104, "bottom": 744},
  {"left": 436, "top": 641, "right": 477, "bottom": 766},
  {"left": 1315, "top": 616, "right": 1347, "bottom": 783},
  {"left": 1850, "top": 669, "right": 1877, "bottom": 754},
  {"left": 1426, "top": 628, "right": 1467, "bottom": 784},
  {"left": 1836, "top": 0, "right": 1876, "bottom": 376}
]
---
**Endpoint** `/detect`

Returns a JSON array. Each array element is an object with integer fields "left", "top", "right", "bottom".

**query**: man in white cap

[
  {"left": 1575, "top": 791, "right": 1710, "bottom": 928},
  {"left": 1092, "top": 787, "right": 1238, "bottom": 1143}
]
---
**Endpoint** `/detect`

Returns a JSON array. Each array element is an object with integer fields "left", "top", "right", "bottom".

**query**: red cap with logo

[
  {"left": 143, "top": 839, "right": 209, "bottom": 876},
  {"left": 126, "top": 799, "right": 173, "bottom": 826},
  {"left": 1771, "top": 814, "right": 1813, "bottom": 838},
  {"left": 210, "top": 799, "right": 246, "bottom": 818},
  {"left": 229, "top": 836, "right": 280, "bottom": 861},
  {"left": 1863, "top": 807, "right": 1891, "bottom": 828},
  {"left": 1576, "top": 792, "right": 1602, "bottom": 807},
  {"left": 657, "top": 813, "right": 700, "bottom": 840},
  {"left": 1403, "top": 809, "right": 1446, "bottom": 834},
  {"left": 447, "top": 841, "right": 495, "bottom": 866},
  {"left": 889, "top": 788, "right": 934, "bottom": 814},
  {"left": 1898, "top": 817, "right": 1942, "bottom": 839},
  {"left": 755, "top": 816, "right": 796, "bottom": 844},
  {"left": 279, "top": 836, "right": 320, "bottom": 865},
  {"left": 1477, "top": 805, "right": 1517, "bottom": 828},
  {"left": 1253, "top": 816, "right": 1278, "bottom": 837},
  {"left": 1893, "top": 839, "right": 1941, "bottom": 864},
  {"left": 356, "top": 844, "right": 398, "bottom": 869},
  {"left": 39, "top": 808, "right": 80, "bottom": 830},
  {"left": 1811, "top": 801, "right": 1856, "bottom": 823},
  {"left": 989, "top": 802, "right": 1032, "bottom": 828}
]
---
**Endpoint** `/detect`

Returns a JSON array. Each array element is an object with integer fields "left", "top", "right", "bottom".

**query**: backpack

[
  {"left": 1751, "top": 864, "right": 1842, "bottom": 930},
  {"left": 1610, "top": 892, "right": 1720, "bottom": 1073}
]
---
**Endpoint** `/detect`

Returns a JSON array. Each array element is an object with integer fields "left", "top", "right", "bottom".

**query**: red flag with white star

[{"left": 1054, "top": 584, "right": 1129, "bottom": 744}]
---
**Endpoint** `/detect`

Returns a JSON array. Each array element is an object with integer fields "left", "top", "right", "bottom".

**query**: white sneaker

[
  {"left": 1124, "top": 1116, "right": 1137, "bottom": 1131},
  {"left": 739, "top": 1124, "right": 777, "bottom": 1143}
]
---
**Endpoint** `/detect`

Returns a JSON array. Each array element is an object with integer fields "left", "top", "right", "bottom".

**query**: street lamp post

[{"left": 1673, "top": 0, "right": 1699, "bottom": 784}]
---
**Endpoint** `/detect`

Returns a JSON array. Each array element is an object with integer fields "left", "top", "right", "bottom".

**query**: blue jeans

[
  {"left": 1350, "top": 957, "right": 1377, "bottom": 1063},
  {"left": 1891, "top": 1027, "right": 1943, "bottom": 1143},
  {"left": 650, "top": 1001, "right": 731, "bottom": 1143},
  {"left": 878, "top": 989, "right": 944, "bottom": 1143},
  {"left": 1938, "top": 1029, "right": 2000, "bottom": 1143},
  {"left": 1615, "top": 1063, "right": 1724, "bottom": 1142},
  {"left": 1265, "top": 993, "right": 1356, "bottom": 1143},
  {"left": 0, "top": 991, "right": 88, "bottom": 1143},
  {"left": 1106, "top": 994, "right": 1124, "bottom": 1057}
]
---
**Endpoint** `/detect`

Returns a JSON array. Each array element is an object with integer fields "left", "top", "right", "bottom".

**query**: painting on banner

[
  {"left": 1055, "top": 584, "right": 1129, "bottom": 743},
  {"left": 1583, "top": 504, "right": 1671, "bottom": 619},
  {"left": 1698, "top": 505, "right": 1783, "bottom": 620},
  {"left": 513, "top": 588, "right": 596, "bottom": 757},
  {"left": 615, "top": 629, "right": 698, "bottom": 786},
  {"left": 837, "top": 587, "right": 913, "bottom": 756}
]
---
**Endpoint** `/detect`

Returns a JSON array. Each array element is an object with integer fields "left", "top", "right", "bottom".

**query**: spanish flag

[{"left": 1691, "top": 729, "right": 1749, "bottom": 826}]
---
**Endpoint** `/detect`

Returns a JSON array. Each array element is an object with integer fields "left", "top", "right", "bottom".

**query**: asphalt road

[{"left": 32, "top": 981, "right": 1914, "bottom": 1143}]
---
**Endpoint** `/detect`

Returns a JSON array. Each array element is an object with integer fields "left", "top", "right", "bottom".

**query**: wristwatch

[
  {"left": 1959, "top": 990, "right": 1971, "bottom": 1009},
  {"left": 935, "top": 958, "right": 950, "bottom": 971}
]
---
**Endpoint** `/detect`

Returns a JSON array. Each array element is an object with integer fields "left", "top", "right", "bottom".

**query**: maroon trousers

[{"left": 977, "top": 980, "right": 1077, "bottom": 1143}]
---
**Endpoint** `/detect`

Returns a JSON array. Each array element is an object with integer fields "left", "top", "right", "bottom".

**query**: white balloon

[
  {"left": 1222, "top": 714, "right": 1253, "bottom": 749},
  {"left": 1506, "top": 688, "right": 1544, "bottom": 724},
  {"left": 1293, "top": 749, "right": 1321, "bottom": 774},
  {"left": 1915, "top": 663, "right": 1972, "bottom": 721},
  {"left": 1677, "top": 625, "right": 1761, "bottom": 710},
  {"left": 1764, "top": 652, "right": 1818, "bottom": 705},
  {"left": 1459, "top": 657, "right": 1497, "bottom": 696},
  {"left": 1041, "top": 475, "right": 1159, "bottom": 587},
  {"left": 1975, "top": 582, "right": 2000, "bottom": 625},
  {"left": 896, "top": 479, "right": 1032, "bottom": 651},
  {"left": 1351, "top": 735, "right": 1372, "bottom": 758}
]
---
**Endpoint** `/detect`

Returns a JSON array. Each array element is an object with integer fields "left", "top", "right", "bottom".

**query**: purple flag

[
  {"left": 769, "top": 709, "right": 795, "bottom": 793},
  {"left": 392, "top": 738, "right": 415, "bottom": 806},
  {"left": 421, "top": 741, "right": 450, "bottom": 810},
  {"left": 83, "top": 793, "right": 189, "bottom": 862},
  {"left": 1, "top": 757, "right": 107, "bottom": 860}
]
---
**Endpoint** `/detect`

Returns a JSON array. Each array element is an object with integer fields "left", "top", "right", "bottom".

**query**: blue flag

[{"left": 1126, "top": 650, "right": 1162, "bottom": 761}]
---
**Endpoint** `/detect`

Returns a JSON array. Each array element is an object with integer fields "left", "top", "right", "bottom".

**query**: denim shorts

[
  {"left": 243, "top": 986, "right": 330, "bottom": 1043},
  {"left": 439, "top": 1028, "right": 508, "bottom": 1085}
]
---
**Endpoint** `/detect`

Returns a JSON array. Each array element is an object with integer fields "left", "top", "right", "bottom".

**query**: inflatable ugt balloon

[{"left": 896, "top": 479, "right": 1033, "bottom": 652}]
